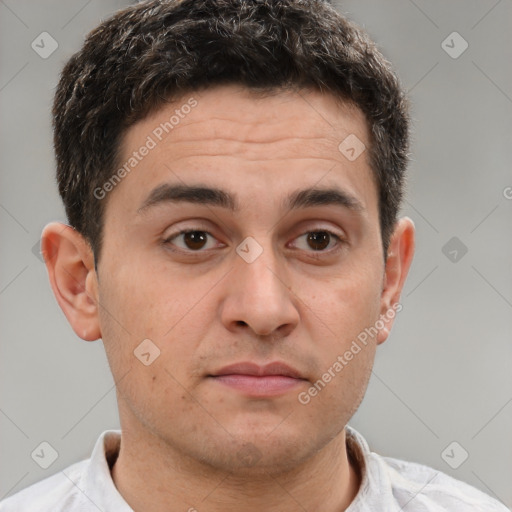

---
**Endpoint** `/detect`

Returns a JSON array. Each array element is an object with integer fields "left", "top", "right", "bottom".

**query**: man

[{"left": 0, "top": 0, "right": 507, "bottom": 510}]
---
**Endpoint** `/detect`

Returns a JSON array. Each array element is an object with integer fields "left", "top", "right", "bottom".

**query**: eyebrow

[{"left": 137, "top": 183, "right": 365, "bottom": 215}]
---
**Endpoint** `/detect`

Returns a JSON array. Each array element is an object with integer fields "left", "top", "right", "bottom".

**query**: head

[{"left": 43, "top": 0, "right": 414, "bottom": 475}]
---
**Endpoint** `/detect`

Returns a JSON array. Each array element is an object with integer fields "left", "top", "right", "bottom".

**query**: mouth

[{"left": 207, "top": 361, "right": 308, "bottom": 397}]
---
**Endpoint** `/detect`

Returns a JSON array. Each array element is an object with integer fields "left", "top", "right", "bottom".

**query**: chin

[{"left": 197, "top": 420, "right": 323, "bottom": 475}]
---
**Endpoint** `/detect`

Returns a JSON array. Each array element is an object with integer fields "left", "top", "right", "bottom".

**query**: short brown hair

[{"left": 53, "top": 0, "right": 410, "bottom": 265}]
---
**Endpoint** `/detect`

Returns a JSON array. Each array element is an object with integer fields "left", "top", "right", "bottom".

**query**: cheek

[
  {"left": 301, "top": 261, "right": 383, "bottom": 346},
  {"left": 117, "top": 361, "right": 208, "bottom": 438},
  {"left": 97, "top": 271, "right": 205, "bottom": 430},
  {"left": 298, "top": 333, "right": 376, "bottom": 434},
  {"left": 96, "top": 258, "right": 213, "bottom": 395},
  {"left": 296, "top": 260, "right": 382, "bottom": 403},
  {"left": 99, "top": 254, "right": 187, "bottom": 339}
]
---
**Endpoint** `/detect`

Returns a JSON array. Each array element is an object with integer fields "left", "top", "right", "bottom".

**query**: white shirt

[{"left": 0, "top": 426, "right": 508, "bottom": 511}]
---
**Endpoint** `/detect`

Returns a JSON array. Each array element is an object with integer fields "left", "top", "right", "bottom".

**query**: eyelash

[{"left": 162, "top": 228, "right": 346, "bottom": 255}]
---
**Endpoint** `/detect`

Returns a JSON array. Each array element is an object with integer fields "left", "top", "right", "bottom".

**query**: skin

[{"left": 42, "top": 84, "right": 415, "bottom": 512}]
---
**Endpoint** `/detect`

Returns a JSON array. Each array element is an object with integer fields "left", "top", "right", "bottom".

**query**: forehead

[
  {"left": 120, "top": 84, "right": 371, "bottom": 157},
  {"left": 156, "top": 85, "right": 362, "bottom": 138},
  {"left": 107, "top": 84, "right": 377, "bottom": 221}
]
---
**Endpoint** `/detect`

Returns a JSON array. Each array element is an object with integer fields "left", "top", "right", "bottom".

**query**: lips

[
  {"left": 208, "top": 361, "right": 307, "bottom": 397},
  {"left": 211, "top": 361, "right": 304, "bottom": 379}
]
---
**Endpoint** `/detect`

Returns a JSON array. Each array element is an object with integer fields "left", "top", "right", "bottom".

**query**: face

[{"left": 92, "top": 85, "right": 395, "bottom": 473}]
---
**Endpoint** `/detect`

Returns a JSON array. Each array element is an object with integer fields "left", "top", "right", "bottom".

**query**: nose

[{"left": 220, "top": 238, "right": 300, "bottom": 339}]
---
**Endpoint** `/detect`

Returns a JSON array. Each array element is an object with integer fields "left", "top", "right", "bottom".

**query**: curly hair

[{"left": 53, "top": 0, "right": 410, "bottom": 264}]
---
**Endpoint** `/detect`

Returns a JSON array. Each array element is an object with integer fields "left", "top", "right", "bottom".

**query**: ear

[
  {"left": 41, "top": 222, "right": 101, "bottom": 341},
  {"left": 376, "top": 217, "right": 415, "bottom": 345}
]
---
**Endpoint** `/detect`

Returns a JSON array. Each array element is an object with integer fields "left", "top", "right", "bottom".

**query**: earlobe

[
  {"left": 376, "top": 217, "right": 415, "bottom": 345},
  {"left": 41, "top": 222, "right": 101, "bottom": 341}
]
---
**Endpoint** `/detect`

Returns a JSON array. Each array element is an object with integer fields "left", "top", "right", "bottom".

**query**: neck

[{"left": 111, "top": 427, "right": 361, "bottom": 512}]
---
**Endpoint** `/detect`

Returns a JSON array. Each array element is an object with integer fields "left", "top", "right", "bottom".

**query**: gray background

[{"left": 1, "top": 0, "right": 511, "bottom": 507}]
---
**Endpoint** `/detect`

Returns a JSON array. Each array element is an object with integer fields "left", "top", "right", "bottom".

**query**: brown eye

[
  {"left": 307, "top": 231, "right": 331, "bottom": 251},
  {"left": 165, "top": 230, "right": 217, "bottom": 251},
  {"left": 182, "top": 231, "right": 208, "bottom": 250},
  {"left": 292, "top": 230, "right": 343, "bottom": 252}
]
